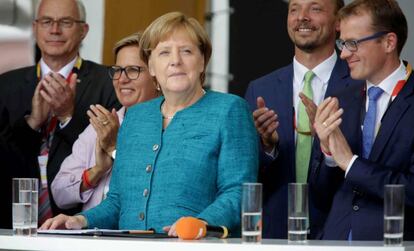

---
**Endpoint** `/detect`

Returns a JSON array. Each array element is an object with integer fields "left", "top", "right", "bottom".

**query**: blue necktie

[{"left": 362, "top": 86, "right": 384, "bottom": 159}]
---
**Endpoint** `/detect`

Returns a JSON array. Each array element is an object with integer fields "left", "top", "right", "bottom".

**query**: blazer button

[
  {"left": 139, "top": 212, "right": 145, "bottom": 220},
  {"left": 145, "top": 165, "right": 152, "bottom": 173},
  {"left": 152, "top": 144, "right": 159, "bottom": 151},
  {"left": 143, "top": 189, "right": 149, "bottom": 197},
  {"left": 353, "top": 205, "right": 360, "bottom": 211}
]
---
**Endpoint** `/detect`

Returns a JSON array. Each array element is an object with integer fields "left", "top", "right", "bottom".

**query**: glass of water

[
  {"left": 241, "top": 182, "right": 262, "bottom": 243},
  {"left": 30, "top": 178, "right": 39, "bottom": 235},
  {"left": 288, "top": 183, "right": 308, "bottom": 242},
  {"left": 384, "top": 184, "right": 405, "bottom": 246},
  {"left": 12, "top": 178, "right": 32, "bottom": 236}
]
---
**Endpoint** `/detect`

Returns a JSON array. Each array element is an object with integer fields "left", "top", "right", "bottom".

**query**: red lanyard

[{"left": 391, "top": 62, "right": 412, "bottom": 98}]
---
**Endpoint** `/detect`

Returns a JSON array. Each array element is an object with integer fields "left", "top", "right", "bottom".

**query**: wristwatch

[{"left": 110, "top": 149, "right": 116, "bottom": 160}]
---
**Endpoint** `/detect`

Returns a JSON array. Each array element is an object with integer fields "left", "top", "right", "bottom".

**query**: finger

[
  {"left": 44, "top": 73, "right": 65, "bottom": 94},
  {"left": 260, "top": 114, "right": 277, "bottom": 129},
  {"left": 256, "top": 96, "right": 266, "bottom": 109},
  {"left": 88, "top": 111, "right": 105, "bottom": 132},
  {"left": 89, "top": 105, "right": 107, "bottom": 121},
  {"left": 89, "top": 117, "right": 105, "bottom": 137},
  {"left": 111, "top": 108, "right": 120, "bottom": 125},
  {"left": 323, "top": 108, "right": 344, "bottom": 128},
  {"left": 315, "top": 97, "right": 332, "bottom": 119},
  {"left": 252, "top": 107, "right": 269, "bottom": 120},
  {"left": 95, "top": 104, "right": 111, "bottom": 116},
  {"left": 39, "top": 218, "right": 53, "bottom": 230},
  {"left": 66, "top": 216, "right": 82, "bottom": 230},
  {"left": 68, "top": 73, "right": 78, "bottom": 92},
  {"left": 163, "top": 226, "right": 171, "bottom": 233},
  {"left": 49, "top": 218, "right": 64, "bottom": 230},
  {"left": 265, "top": 121, "right": 279, "bottom": 135},
  {"left": 168, "top": 224, "right": 177, "bottom": 237},
  {"left": 299, "top": 92, "right": 313, "bottom": 106},
  {"left": 255, "top": 110, "right": 276, "bottom": 125},
  {"left": 39, "top": 89, "right": 53, "bottom": 104},
  {"left": 317, "top": 98, "right": 338, "bottom": 124},
  {"left": 324, "top": 118, "right": 342, "bottom": 136}
]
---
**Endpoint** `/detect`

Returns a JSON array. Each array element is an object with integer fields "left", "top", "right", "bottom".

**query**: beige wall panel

[{"left": 103, "top": 0, "right": 206, "bottom": 65}]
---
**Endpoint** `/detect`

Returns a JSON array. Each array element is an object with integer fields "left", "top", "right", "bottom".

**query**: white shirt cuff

[
  {"left": 59, "top": 117, "right": 72, "bottom": 128},
  {"left": 324, "top": 154, "right": 337, "bottom": 167},
  {"left": 345, "top": 155, "right": 358, "bottom": 178},
  {"left": 264, "top": 146, "right": 279, "bottom": 159}
]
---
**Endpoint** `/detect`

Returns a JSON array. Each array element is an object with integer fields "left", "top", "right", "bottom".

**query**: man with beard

[{"left": 245, "top": 0, "right": 360, "bottom": 239}]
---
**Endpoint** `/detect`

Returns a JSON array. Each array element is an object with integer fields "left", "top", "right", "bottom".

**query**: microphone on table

[{"left": 176, "top": 217, "right": 229, "bottom": 240}]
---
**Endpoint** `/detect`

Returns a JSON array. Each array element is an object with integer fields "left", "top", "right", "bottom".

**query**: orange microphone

[{"left": 176, "top": 217, "right": 229, "bottom": 240}]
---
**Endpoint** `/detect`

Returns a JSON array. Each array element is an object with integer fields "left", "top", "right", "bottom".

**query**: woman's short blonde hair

[
  {"left": 140, "top": 12, "right": 212, "bottom": 85},
  {"left": 113, "top": 32, "right": 142, "bottom": 61}
]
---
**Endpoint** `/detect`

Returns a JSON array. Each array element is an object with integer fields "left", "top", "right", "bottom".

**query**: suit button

[
  {"left": 152, "top": 144, "right": 159, "bottom": 151},
  {"left": 353, "top": 205, "right": 359, "bottom": 211},
  {"left": 145, "top": 165, "right": 152, "bottom": 173},
  {"left": 139, "top": 212, "right": 145, "bottom": 220},
  {"left": 143, "top": 189, "right": 149, "bottom": 197}
]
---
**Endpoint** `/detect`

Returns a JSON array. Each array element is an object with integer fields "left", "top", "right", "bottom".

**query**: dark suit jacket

[
  {"left": 0, "top": 60, "right": 120, "bottom": 228},
  {"left": 244, "top": 56, "right": 360, "bottom": 239},
  {"left": 0, "top": 99, "right": 35, "bottom": 229},
  {"left": 310, "top": 71, "right": 414, "bottom": 240}
]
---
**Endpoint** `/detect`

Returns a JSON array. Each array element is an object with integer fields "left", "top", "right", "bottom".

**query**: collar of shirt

[
  {"left": 293, "top": 51, "right": 337, "bottom": 88},
  {"left": 292, "top": 51, "right": 337, "bottom": 110},
  {"left": 364, "top": 60, "right": 406, "bottom": 136},
  {"left": 366, "top": 60, "right": 406, "bottom": 101},
  {"left": 40, "top": 56, "right": 78, "bottom": 79}
]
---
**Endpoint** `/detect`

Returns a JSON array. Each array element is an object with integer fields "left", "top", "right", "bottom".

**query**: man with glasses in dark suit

[
  {"left": 0, "top": 0, "right": 119, "bottom": 229},
  {"left": 312, "top": 0, "right": 414, "bottom": 240}
]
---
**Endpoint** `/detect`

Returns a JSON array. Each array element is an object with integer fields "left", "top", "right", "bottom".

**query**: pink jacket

[{"left": 51, "top": 107, "right": 125, "bottom": 211}]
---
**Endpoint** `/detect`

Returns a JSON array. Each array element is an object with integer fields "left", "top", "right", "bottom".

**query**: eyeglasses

[
  {"left": 108, "top": 66, "right": 145, "bottom": 80},
  {"left": 336, "top": 31, "right": 389, "bottom": 52},
  {"left": 35, "top": 17, "right": 85, "bottom": 29}
]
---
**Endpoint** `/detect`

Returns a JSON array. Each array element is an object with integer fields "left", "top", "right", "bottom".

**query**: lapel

[
  {"left": 23, "top": 67, "right": 38, "bottom": 115},
  {"left": 73, "top": 59, "right": 91, "bottom": 107},
  {"left": 275, "top": 65, "right": 294, "bottom": 149},
  {"left": 369, "top": 75, "right": 414, "bottom": 161},
  {"left": 325, "top": 56, "right": 353, "bottom": 97}
]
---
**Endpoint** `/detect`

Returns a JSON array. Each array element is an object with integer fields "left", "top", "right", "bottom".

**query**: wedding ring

[
  {"left": 322, "top": 121, "right": 328, "bottom": 127},
  {"left": 102, "top": 120, "right": 109, "bottom": 126}
]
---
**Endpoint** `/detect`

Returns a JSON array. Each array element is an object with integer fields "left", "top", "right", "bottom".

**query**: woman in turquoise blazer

[{"left": 40, "top": 12, "right": 258, "bottom": 236}]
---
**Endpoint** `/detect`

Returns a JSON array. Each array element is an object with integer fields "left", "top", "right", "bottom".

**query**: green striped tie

[{"left": 295, "top": 71, "right": 315, "bottom": 183}]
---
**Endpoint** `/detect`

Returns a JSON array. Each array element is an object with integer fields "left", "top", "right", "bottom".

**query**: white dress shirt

[{"left": 266, "top": 51, "right": 337, "bottom": 157}]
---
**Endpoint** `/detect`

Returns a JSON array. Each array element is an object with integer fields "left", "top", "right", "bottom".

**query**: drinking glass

[
  {"left": 12, "top": 178, "right": 32, "bottom": 236},
  {"left": 30, "top": 178, "right": 39, "bottom": 235},
  {"left": 241, "top": 183, "right": 262, "bottom": 243},
  {"left": 384, "top": 184, "right": 405, "bottom": 246},
  {"left": 288, "top": 183, "right": 308, "bottom": 242}
]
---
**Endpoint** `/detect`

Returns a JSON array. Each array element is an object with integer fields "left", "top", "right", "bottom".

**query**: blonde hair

[
  {"left": 113, "top": 32, "right": 142, "bottom": 61},
  {"left": 140, "top": 12, "right": 212, "bottom": 85}
]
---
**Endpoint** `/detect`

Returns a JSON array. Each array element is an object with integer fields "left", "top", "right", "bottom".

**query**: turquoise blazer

[{"left": 82, "top": 91, "right": 258, "bottom": 233}]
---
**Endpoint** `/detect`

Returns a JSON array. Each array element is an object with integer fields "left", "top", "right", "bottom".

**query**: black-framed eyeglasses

[
  {"left": 336, "top": 31, "right": 389, "bottom": 52},
  {"left": 108, "top": 66, "right": 145, "bottom": 80},
  {"left": 35, "top": 17, "right": 85, "bottom": 29}
]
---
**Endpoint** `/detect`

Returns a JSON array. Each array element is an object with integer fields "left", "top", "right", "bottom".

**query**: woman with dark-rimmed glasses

[{"left": 51, "top": 32, "right": 159, "bottom": 211}]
